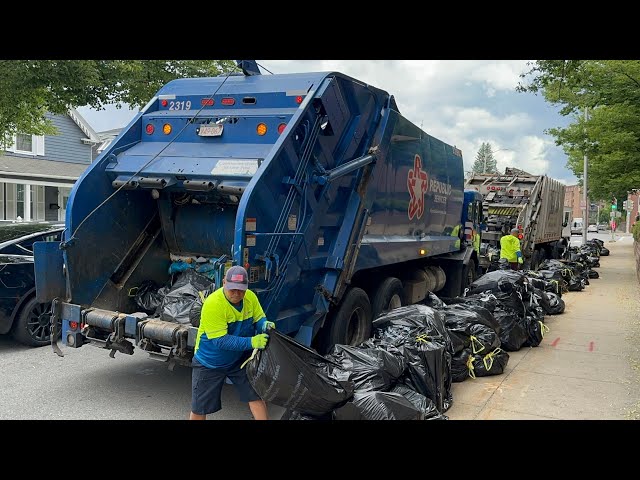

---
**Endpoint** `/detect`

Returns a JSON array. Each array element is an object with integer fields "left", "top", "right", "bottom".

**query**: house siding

[{"left": 43, "top": 113, "right": 93, "bottom": 164}]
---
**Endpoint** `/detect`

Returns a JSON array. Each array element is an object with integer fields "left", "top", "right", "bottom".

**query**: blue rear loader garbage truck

[{"left": 35, "top": 61, "right": 483, "bottom": 366}]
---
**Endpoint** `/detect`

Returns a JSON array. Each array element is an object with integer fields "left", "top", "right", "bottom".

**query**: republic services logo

[{"left": 407, "top": 154, "right": 428, "bottom": 220}]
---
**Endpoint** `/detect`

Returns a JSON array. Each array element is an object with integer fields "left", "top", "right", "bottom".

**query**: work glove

[
  {"left": 251, "top": 333, "right": 269, "bottom": 349},
  {"left": 517, "top": 257, "right": 524, "bottom": 264},
  {"left": 261, "top": 321, "right": 276, "bottom": 333}
]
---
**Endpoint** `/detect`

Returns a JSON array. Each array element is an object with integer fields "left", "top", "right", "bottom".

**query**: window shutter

[{"left": 35, "top": 135, "right": 45, "bottom": 156}]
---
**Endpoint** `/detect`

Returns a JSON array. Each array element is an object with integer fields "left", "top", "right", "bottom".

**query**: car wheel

[{"left": 12, "top": 297, "right": 59, "bottom": 347}]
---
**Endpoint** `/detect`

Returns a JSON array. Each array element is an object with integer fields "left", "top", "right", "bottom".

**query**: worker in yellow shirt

[{"left": 500, "top": 228, "right": 523, "bottom": 270}]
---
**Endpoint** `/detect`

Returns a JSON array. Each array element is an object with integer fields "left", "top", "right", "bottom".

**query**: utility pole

[
  {"left": 626, "top": 194, "right": 632, "bottom": 234},
  {"left": 582, "top": 107, "right": 589, "bottom": 244}
]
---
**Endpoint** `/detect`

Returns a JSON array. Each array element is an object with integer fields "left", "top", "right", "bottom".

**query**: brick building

[{"left": 564, "top": 185, "right": 583, "bottom": 219}]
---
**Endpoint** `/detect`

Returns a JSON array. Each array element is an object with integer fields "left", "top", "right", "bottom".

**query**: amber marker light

[
  {"left": 256, "top": 123, "right": 267, "bottom": 136},
  {"left": 163, "top": 124, "right": 172, "bottom": 135}
]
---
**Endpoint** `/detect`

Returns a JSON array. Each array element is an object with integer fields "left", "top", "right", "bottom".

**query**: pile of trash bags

[
  {"left": 132, "top": 269, "right": 215, "bottom": 326},
  {"left": 245, "top": 262, "right": 588, "bottom": 420},
  {"left": 246, "top": 306, "right": 451, "bottom": 420}
]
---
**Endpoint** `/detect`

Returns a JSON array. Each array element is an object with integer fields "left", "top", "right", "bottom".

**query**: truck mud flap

[{"left": 34, "top": 241, "right": 66, "bottom": 303}]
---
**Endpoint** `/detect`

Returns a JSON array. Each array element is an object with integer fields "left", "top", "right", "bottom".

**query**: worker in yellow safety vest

[{"left": 499, "top": 228, "right": 523, "bottom": 270}]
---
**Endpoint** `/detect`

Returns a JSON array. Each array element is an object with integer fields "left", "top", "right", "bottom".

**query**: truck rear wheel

[
  {"left": 463, "top": 259, "right": 477, "bottom": 290},
  {"left": 371, "top": 277, "right": 404, "bottom": 320},
  {"left": 319, "top": 287, "right": 372, "bottom": 354}
]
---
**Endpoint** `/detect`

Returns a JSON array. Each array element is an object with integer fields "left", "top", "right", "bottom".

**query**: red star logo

[{"left": 407, "top": 154, "right": 428, "bottom": 220}]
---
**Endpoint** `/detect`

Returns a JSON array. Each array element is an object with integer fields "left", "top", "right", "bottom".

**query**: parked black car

[{"left": 0, "top": 222, "right": 64, "bottom": 346}]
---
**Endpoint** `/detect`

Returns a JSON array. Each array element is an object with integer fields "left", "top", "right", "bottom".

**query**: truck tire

[
  {"left": 320, "top": 287, "right": 372, "bottom": 354},
  {"left": 11, "top": 297, "right": 59, "bottom": 347},
  {"left": 463, "top": 259, "right": 477, "bottom": 290},
  {"left": 371, "top": 277, "right": 404, "bottom": 320}
]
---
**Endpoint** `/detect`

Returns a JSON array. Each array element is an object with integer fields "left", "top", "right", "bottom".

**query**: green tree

[
  {"left": 0, "top": 60, "right": 236, "bottom": 148},
  {"left": 471, "top": 142, "right": 498, "bottom": 174},
  {"left": 517, "top": 60, "right": 640, "bottom": 202}
]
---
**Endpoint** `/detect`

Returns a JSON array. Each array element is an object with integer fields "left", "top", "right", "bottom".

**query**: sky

[{"left": 77, "top": 60, "right": 578, "bottom": 185}]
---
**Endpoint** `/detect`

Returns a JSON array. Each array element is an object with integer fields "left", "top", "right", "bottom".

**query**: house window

[
  {"left": 7, "top": 134, "right": 45, "bottom": 155},
  {"left": 16, "top": 134, "right": 33, "bottom": 152}
]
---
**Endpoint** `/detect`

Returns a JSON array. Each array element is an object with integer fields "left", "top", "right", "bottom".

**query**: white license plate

[{"left": 198, "top": 124, "right": 224, "bottom": 137}]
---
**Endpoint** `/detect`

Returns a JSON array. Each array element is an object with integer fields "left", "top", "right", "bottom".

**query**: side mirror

[{"left": 562, "top": 222, "right": 568, "bottom": 227}]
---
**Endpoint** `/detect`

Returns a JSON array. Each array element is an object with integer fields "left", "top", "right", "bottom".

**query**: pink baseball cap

[{"left": 225, "top": 265, "right": 249, "bottom": 291}]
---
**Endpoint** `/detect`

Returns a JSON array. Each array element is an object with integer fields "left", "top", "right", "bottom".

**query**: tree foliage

[
  {"left": 471, "top": 142, "right": 498, "bottom": 174},
  {"left": 0, "top": 60, "right": 236, "bottom": 148},
  {"left": 518, "top": 60, "right": 640, "bottom": 201}
]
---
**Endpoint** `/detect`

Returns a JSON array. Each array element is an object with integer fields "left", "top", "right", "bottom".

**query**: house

[{"left": 0, "top": 108, "right": 103, "bottom": 222}]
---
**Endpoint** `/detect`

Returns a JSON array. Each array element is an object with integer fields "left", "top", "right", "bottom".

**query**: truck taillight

[
  {"left": 201, "top": 98, "right": 214, "bottom": 106},
  {"left": 296, "top": 96, "right": 304, "bottom": 104},
  {"left": 161, "top": 99, "right": 168, "bottom": 107},
  {"left": 278, "top": 123, "right": 287, "bottom": 135},
  {"left": 221, "top": 97, "right": 235, "bottom": 106},
  {"left": 69, "top": 321, "right": 79, "bottom": 331},
  {"left": 145, "top": 124, "right": 154, "bottom": 135}
]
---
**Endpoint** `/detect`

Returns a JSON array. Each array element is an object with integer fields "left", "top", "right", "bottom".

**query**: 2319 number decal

[{"left": 168, "top": 101, "right": 192, "bottom": 110}]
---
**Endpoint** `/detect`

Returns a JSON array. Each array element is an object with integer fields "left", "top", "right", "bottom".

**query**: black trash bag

[
  {"left": 280, "top": 409, "right": 330, "bottom": 420},
  {"left": 399, "top": 334, "right": 452, "bottom": 413},
  {"left": 588, "top": 269, "right": 600, "bottom": 279},
  {"left": 467, "top": 270, "right": 526, "bottom": 296},
  {"left": 246, "top": 329, "right": 354, "bottom": 417},
  {"left": 451, "top": 349, "right": 472, "bottom": 382},
  {"left": 159, "top": 270, "right": 216, "bottom": 324},
  {"left": 424, "top": 292, "right": 447, "bottom": 309},
  {"left": 493, "top": 308, "right": 528, "bottom": 351},
  {"left": 325, "top": 343, "right": 406, "bottom": 393},
  {"left": 600, "top": 247, "right": 610, "bottom": 256},
  {"left": 133, "top": 280, "right": 164, "bottom": 313},
  {"left": 544, "top": 292, "right": 565, "bottom": 315},
  {"left": 468, "top": 348, "right": 509, "bottom": 377},
  {"left": 444, "top": 304, "right": 500, "bottom": 333},
  {"left": 390, "top": 384, "right": 447, "bottom": 419},
  {"left": 531, "top": 287, "right": 552, "bottom": 315},
  {"left": 522, "top": 317, "right": 548, "bottom": 348},
  {"left": 333, "top": 390, "right": 423, "bottom": 420},
  {"left": 468, "top": 323, "right": 500, "bottom": 355},
  {"left": 440, "top": 293, "right": 498, "bottom": 312},
  {"left": 493, "top": 291, "right": 526, "bottom": 316},
  {"left": 374, "top": 305, "right": 452, "bottom": 352},
  {"left": 188, "top": 285, "right": 217, "bottom": 327}
]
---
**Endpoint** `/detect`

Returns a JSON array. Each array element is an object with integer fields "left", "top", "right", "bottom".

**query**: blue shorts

[{"left": 191, "top": 356, "right": 261, "bottom": 415}]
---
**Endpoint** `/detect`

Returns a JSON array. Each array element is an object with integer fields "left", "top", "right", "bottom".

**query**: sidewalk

[{"left": 446, "top": 238, "right": 640, "bottom": 419}]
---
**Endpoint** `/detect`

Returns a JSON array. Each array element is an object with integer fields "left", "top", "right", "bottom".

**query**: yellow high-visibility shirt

[{"left": 499, "top": 234, "right": 521, "bottom": 262}]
